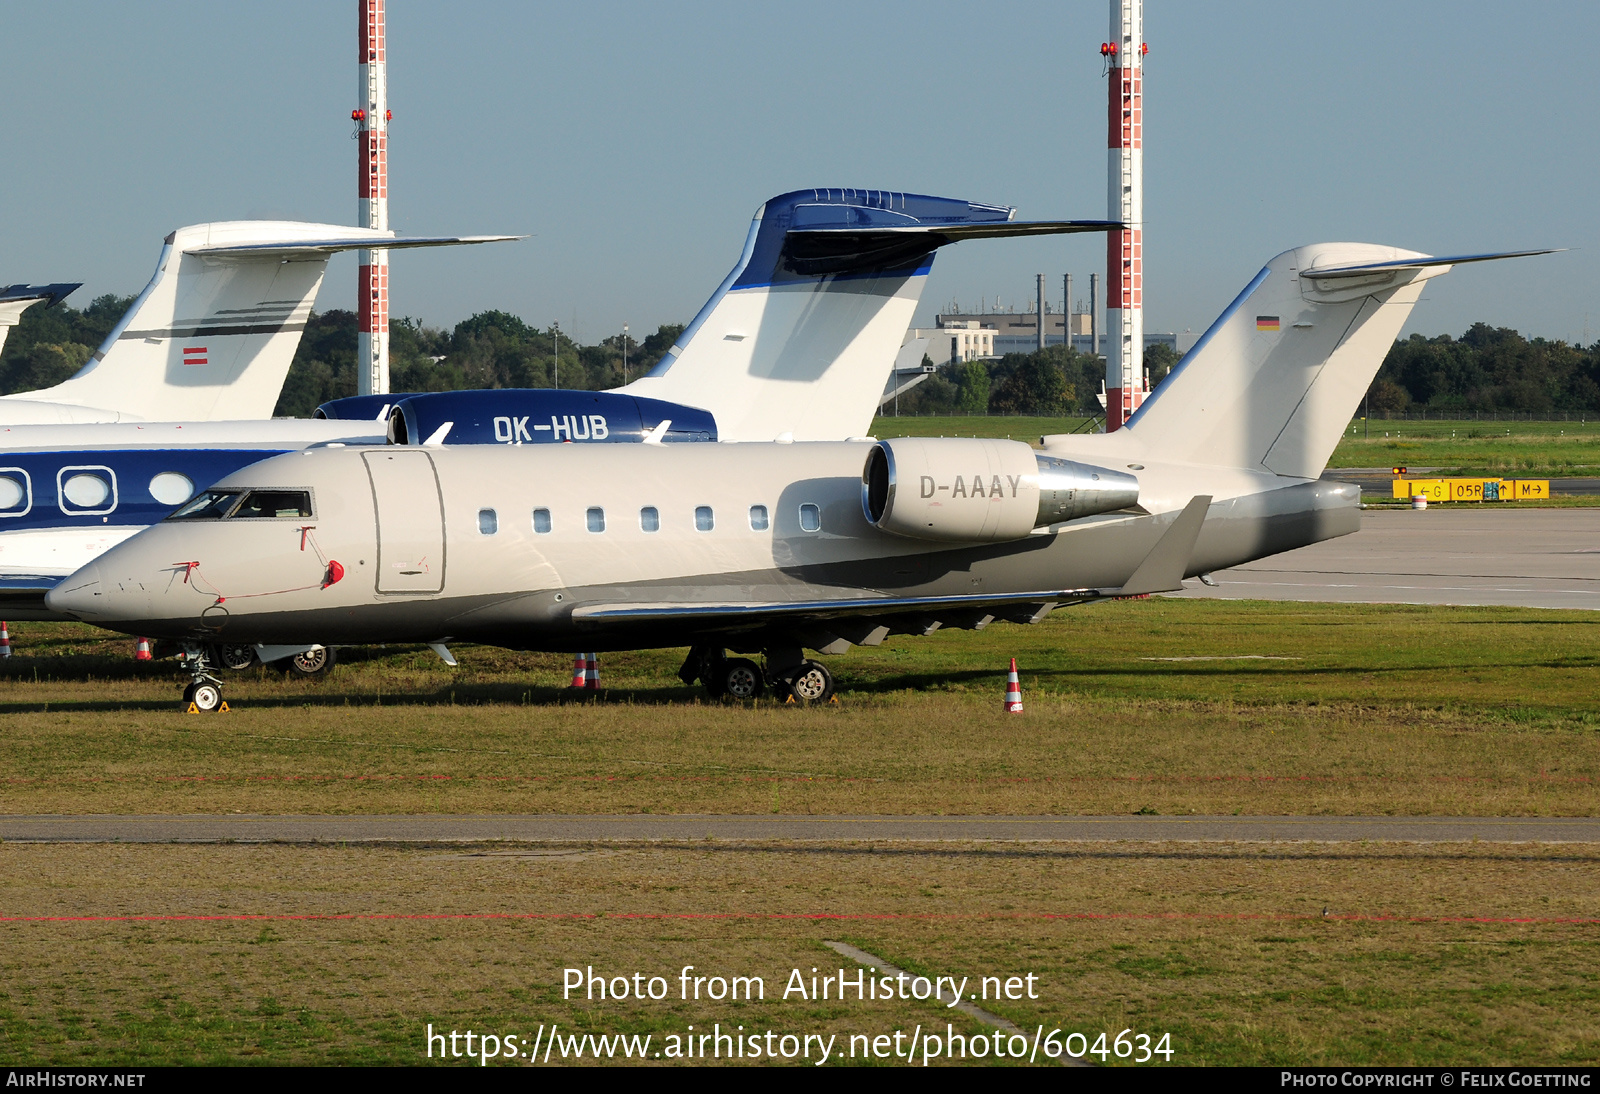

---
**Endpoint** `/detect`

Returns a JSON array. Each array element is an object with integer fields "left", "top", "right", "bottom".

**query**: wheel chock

[
  {"left": 185, "top": 702, "right": 200, "bottom": 714},
  {"left": 785, "top": 694, "right": 796, "bottom": 704},
  {"left": 218, "top": 701, "right": 231, "bottom": 713},
  {"left": 829, "top": 695, "right": 840, "bottom": 705}
]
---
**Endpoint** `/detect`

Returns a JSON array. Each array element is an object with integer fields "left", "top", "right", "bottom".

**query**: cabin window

[
  {"left": 148, "top": 472, "right": 194, "bottom": 506},
  {"left": 640, "top": 506, "right": 659, "bottom": 532},
  {"left": 748, "top": 504, "right": 769, "bottom": 531},
  {"left": 799, "top": 503, "right": 821, "bottom": 532},
  {"left": 695, "top": 505, "right": 714, "bottom": 532},
  {"left": 57, "top": 467, "right": 117, "bottom": 515},
  {"left": 0, "top": 470, "right": 32, "bottom": 516},
  {"left": 478, "top": 508, "right": 498, "bottom": 535},
  {"left": 586, "top": 506, "right": 606, "bottom": 533},
  {"left": 169, "top": 490, "right": 242, "bottom": 521},
  {"left": 230, "top": 490, "right": 313, "bottom": 519},
  {"left": 532, "top": 508, "right": 552, "bottom": 534}
]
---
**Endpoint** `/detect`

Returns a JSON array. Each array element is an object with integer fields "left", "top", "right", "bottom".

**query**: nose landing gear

[{"left": 178, "top": 644, "right": 228, "bottom": 713}]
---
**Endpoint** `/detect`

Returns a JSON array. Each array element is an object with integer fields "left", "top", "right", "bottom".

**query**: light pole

[
  {"left": 622, "top": 323, "right": 629, "bottom": 384},
  {"left": 553, "top": 322, "right": 559, "bottom": 389}
]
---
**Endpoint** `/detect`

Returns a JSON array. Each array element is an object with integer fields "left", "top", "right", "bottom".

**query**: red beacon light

[
  {"left": 1099, "top": 42, "right": 1117, "bottom": 56},
  {"left": 351, "top": 108, "right": 366, "bottom": 121},
  {"left": 1141, "top": 42, "right": 1149, "bottom": 55}
]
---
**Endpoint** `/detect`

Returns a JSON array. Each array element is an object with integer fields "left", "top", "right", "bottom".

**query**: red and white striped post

[
  {"left": 1103, "top": 0, "right": 1147, "bottom": 431},
  {"left": 356, "top": 0, "right": 390, "bottom": 396}
]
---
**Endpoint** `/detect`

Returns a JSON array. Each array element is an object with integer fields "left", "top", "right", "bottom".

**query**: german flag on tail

[{"left": 1256, "top": 316, "right": 1280, "bottom": 332}]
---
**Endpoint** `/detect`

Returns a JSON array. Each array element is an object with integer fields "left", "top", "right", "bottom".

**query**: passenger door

[{"left": 363, "top": 450, "right": 446, "bottom": 594}]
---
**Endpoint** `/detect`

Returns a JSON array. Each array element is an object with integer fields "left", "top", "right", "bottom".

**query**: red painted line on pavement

[{"left": 2, "top": 911, "right": 1594, "bottom": 926}]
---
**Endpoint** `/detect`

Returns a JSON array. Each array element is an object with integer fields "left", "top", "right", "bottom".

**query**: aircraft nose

[{"left": 46, "top": 561, "right": 105, "bottom": 619}]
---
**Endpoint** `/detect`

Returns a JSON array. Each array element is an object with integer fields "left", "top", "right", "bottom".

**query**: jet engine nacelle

[
  {"left": 315, "top": 390, "right": 717, "bottom": 445},
  {"left": 862, "top": 437, "right": 1139, "bottom": 543}
]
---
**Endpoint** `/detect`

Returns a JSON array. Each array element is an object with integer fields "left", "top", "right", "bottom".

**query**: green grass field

[
  {"left": 2, "top": 600, "right": 1598, "bottom": 816},
  {"left": 1, "top": 601, "right": 1597, "bottom": 1066},
  {"left": 1, "top": 842, "right": 1595, "bottom": 1066},
  {"left": 871, "top": 414, "right": 1600, "bottom": 478}
]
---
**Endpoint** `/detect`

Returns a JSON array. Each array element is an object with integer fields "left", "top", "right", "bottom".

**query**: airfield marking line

[
  {"left": 6, "top": 815, "right": 1600, "bottom": 844},
  {"left": 2, "top": 911, "right": 1596, "bottom": 927}
]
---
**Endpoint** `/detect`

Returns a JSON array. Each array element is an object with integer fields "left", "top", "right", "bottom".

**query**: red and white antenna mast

[
  {"left": 1102, "top": 0, "right": 1146, "bottom": 430},
  {"left": 355, "top": 0, "right": 390, "bottom": 396}
]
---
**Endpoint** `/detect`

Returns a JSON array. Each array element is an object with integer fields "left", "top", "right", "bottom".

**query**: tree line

[{"left": 2, "top": 296, "right": 1596, "bottom": 419}]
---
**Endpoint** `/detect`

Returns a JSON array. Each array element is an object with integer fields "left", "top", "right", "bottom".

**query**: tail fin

[
  {"left": 1123, "top": 243, "right": 1555, "bottom": 478},
  {"left": 617, "top": 189, "right": 1114, "bottom": 441},
  {"left": 5, "top": 222, "right": 514, "bottom": 422},
  {"left": 0, "top": 283, "right": 80, "bottom": 357}
]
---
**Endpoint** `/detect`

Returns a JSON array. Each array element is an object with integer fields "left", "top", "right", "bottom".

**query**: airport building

[{"left": 908, "top": 309, "right": 1196, "bottom": 365}]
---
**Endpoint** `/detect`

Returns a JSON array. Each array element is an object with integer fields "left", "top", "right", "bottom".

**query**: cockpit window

[
  {"left": 230, "top": 490, "right": 314, "bottom": 519},
  {"left": 168, "top": 490, "right": 242, "bottom": 520}
]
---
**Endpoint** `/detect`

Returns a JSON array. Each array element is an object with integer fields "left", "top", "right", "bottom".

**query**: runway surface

[
  {"left": 2, "top": 814, "right": 1596, "bottom": 844},
  {"left": 1170, "top": 507, "right": 1600, "bottom": 610}
]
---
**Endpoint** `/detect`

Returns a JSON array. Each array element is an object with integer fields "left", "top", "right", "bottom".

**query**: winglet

[
  {"left": 1116, "top": 496, "right": 1211, "bottom": 596},
  {"left": 640, "top": 419, "right": 672, "bottom": 445}
]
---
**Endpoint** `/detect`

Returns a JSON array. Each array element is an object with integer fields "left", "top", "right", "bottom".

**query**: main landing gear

[
  {"left": 679, "top": 645, "right": 836, "bottom": 704},
  {"left": 178, "top": 644, "right": 227, "bottom": 713}
]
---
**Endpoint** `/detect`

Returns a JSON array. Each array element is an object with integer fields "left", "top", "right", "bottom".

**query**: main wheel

[
  {"left": 718, "top": 658, "right": 765, "bottom": 700},
  {"left": 283, "top": 646, "right": 337, "bottom": 677},
  {"left": 212, "top": 643, "right": 257, "bottom": 671},
  {"left": 191, "top": 682, "right": 222, "bottom": 712},
  {"left": 784, "top": 660, "right": 835, "bottom": 703}
]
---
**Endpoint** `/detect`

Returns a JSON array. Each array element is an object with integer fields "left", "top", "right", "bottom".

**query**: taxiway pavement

[
  {"left": 1, "top": 814, "right": 1595, "bottom": 843},
  {"left": 1170, "top": 507, "right": 1600, "bottom": 610}
]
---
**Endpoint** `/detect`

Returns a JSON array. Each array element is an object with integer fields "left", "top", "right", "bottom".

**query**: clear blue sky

[{"left": 4, "top": 1, "right": 1596, "bottom": 345}]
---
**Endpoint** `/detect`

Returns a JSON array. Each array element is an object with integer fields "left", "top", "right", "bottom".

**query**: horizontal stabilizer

[
  {"left": 0, "top": 283, "right": 80, "bottom": 308},
  {"left": 191, "top": 234, "right": 522, "bottom": 257},
  {"left": 1115, "top": 496, "right": 1211, "bottom": 596},
  {"left": 1300, "top": 248, "right": 1561, "bottom": 279},
  {"left": 0, "top": 284, "right": 82, "bottom": 357},
  {"left": 785, "top": 220, "right": 1121, "bottom": 276}
]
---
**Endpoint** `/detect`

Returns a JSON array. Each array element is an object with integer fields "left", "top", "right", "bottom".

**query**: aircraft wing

[
  {"left": 566, "top": 496, "right": 1208, "bottom": 650},
  {"left": 0, "top": 573, "right": 67, "bottom": 618},
  {"left": 569, "top": 589, "right": 1103, "bottom": 650}
]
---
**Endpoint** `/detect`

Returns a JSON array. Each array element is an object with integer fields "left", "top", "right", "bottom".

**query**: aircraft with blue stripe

[{"left": 1, "top": 189, "right": 1111, "bottom": 625}]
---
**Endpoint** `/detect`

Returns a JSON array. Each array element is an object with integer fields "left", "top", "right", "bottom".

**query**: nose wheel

[{"left": 178, "top": 644, "right": 228, "bottom": 713}]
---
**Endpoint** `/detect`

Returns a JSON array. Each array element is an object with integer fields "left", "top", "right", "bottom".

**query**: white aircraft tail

[
  {"left": 5, "top": 222, "right": 514, "bottom": 423},
  {"left": 1122, "top": 244, "right": 1554, "bottom": 479},
  {"left": 618, "top": 189, "right": 1114, "bottom": 441}
]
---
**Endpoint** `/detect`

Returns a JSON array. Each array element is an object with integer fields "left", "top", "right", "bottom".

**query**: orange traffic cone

[
  {"left": 134, "top": 637, "right": 152, "bottom": 662},
  {"left": 1003, "top": 657, "right": 1023, "bottom": 713},
  {"left": 0, "top": 621, "right": 10, "bottom": 659},
  {"left": 570, "top": 653, "right": 586, "bottom": 688},
  {"left": 584, "top": 653, "right": 599, "bottom": 690}
]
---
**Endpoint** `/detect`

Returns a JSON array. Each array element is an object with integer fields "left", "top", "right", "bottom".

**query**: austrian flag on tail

[{"left": 182, "top": 346, "right": 208, "bottom": 366}]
